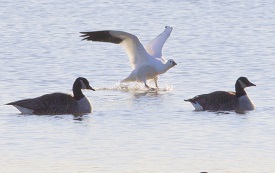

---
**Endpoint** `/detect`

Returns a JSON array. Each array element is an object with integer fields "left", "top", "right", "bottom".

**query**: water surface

[{"left": 1, "top": 0, "right": 275, "bottom": 172}]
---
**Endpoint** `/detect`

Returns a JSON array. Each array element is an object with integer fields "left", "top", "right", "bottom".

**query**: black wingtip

[
  {"left": 81, "top": 37, "right": 89, "bottom": 41},
  {"left": 79, "top": 32, "right": 89, "bottom": 36},
  {"left": 184, "top": 98, "right": 196, "bottom": 103},
  {"left": 79, "top": 32, "right": 91, "bottom": 41},
  {"left": 79, "top": 31, "right": 123, "bottom": 44}
]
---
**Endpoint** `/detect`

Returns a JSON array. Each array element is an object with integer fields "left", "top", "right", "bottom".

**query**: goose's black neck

[
  {"left": 235, "top": 81, "right": 247, "bottom": 98},
  {"left": 73, "top": 81, "right": 84, "bottom": 100}
]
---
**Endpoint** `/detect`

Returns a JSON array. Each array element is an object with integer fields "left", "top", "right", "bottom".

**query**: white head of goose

[
  {"left": 184, "top": 77, "right": 256, "bottom": 112},
  {"left": 6, "top": 77, "right": 95, "bottom": 115}
]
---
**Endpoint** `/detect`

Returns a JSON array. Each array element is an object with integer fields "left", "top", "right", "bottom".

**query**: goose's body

[
  {"left": 80, "top": 26, "right": 177, "bottom": 89},
  {"left": 6, "top": 77, "right": 95, "bottom": 115},
  {"left": 185, "top": 77, "right": 256, "bottom": 112}
]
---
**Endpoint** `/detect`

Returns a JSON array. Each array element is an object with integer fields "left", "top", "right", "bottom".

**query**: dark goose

[{"left": 6, "top": 77, "right": 95, "bottom": 115}]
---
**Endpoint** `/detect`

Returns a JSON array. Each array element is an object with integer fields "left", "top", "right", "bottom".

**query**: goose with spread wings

[{"left": 80, "top": 26, "right": 177, "bottom": 89}]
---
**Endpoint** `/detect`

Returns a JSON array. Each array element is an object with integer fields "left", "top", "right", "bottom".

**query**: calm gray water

[{"left": 1, "top": 0, "right": 275, "bottom": 172}]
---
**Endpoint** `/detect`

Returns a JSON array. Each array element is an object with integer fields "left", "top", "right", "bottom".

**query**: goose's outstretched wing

[
  {"left": 80, "top": 30, "right": 150, "bottom": 69},
  {"left": 145, "top": 26, "right": 173, "bottom": 59}
]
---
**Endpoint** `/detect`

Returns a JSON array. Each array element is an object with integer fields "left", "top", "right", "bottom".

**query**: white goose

[
  {"left": 6, "top": 77, "right": 95, "bottom": 115},
  {"left": 80, "top": 26, "right": 177, "bottom": 89}
]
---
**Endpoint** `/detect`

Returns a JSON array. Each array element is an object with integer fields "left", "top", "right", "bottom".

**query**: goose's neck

[
  {"left": 159, "top": 63, "right": 171, "bottom": 74},
  {"left": 235, "top": 81, "right": 246, "bottom": 98},
  {"left": 73, "top": 83, "right": 84, "bottom": 100}
]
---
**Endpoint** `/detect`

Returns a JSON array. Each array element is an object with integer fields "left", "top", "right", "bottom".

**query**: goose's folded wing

[
  {"left": 186, "top": 91, "right": 237, "bottom": 111},
  {"left": 145, "top": 26, "right": 173, "bottom": 59},
  {"left": 80, "top": 30, "right": 150, "bottom": 69},
  {"left": 7, "top": 93, "right": 77, "bottom": 114},
  {"left": 204, "top": 91, "right": 237, "bottom": 110}
]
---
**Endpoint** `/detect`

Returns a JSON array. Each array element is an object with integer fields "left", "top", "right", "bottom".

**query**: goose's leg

[
  {"left": 144, "top": 80, "right": 153, "bottom": 90},
  {"left": 144, "top": 81, "right": 156, "bottom": 91},
  {"left": 143, "top": 78, "right": 150, "bottom": 89},
  {"left": 141, "top": 75, "right": 150, "bottom": 89},
  {"left": 154, "top": 77, "right": 159, "bottom": 88},
  {"left": 139, "top": 69, "right": 155, "bottom": 91}
]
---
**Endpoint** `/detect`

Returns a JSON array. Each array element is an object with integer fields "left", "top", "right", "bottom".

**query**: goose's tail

[
  {"left": 121, "top": 72, "right": 136, "bottom": 83},
  {"left": 121, "top": 76, "right": 135, "bottom": 83}
]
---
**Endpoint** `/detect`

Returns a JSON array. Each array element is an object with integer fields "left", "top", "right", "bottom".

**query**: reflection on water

[{"left": 131, "top": 91, "right": 162, "bottom": 98}]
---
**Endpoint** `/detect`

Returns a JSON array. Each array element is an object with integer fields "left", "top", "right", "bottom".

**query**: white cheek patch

[
  {"left": 80, "top": 80, "right": 87, "bottom": 89},
  {"left": 238, "top": 80, "right": 246, "bottom": 88}
]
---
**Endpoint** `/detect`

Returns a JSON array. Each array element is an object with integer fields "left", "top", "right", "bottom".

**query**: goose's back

[
  {"left": 7, "top": 93, "right": 78, "bottom": 114},
  {"left": 193, "top": 91, "right": 238, "bottom": 111}
]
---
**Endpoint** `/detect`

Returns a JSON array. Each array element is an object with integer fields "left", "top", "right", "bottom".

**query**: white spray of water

[{"left": 94, "top": 81, "right": 173, "bottom": 92}]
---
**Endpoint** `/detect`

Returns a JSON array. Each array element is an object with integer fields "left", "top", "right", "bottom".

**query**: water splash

[{"left": 94, "top": 82, "right": 173, "bottom": 92}]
